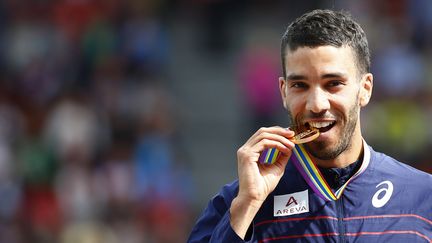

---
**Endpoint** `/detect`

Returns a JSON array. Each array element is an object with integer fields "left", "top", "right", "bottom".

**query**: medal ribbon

[{"left": 291, "top": 143, "right": 370, "bottom": 201}]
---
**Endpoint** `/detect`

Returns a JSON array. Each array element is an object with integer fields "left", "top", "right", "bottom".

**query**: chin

[{"left": 305, "top": 140, "right": 345, "bottom": 161}]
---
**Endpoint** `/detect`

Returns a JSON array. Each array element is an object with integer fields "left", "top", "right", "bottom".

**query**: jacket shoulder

[{"left": 370, "top": 149, "right": 432, "bottom": 187}]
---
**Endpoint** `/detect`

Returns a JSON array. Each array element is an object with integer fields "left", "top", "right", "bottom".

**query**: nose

[{"left": 305, "top": 88, "right": 330, "bottom": 114}]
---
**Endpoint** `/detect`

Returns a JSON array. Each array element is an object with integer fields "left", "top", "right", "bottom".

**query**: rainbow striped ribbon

[
  {"left": 291, "top": 143, "right": 369, "bottom": 201},
  {"left": 259, "top": 148, "right": 280, "bottom": 165}
]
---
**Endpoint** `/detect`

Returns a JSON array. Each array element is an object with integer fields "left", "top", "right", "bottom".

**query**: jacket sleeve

[{"left": 187, "top": 181, "right": 254, "bottom": 243}]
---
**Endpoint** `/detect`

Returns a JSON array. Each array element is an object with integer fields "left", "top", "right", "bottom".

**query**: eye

[
  {"left": 290, "top": 82, "right": 308, "bottom": 89},
  {"left": 326, "top": 80, "right": 345, "bottom": 91},
  {"left": 326, "top": 80, "right": 344, "bottom": 88}
]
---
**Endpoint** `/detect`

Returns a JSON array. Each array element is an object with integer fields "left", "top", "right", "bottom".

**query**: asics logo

[{"left": 372, "top": 180, "right": 393, "bottom": 208}]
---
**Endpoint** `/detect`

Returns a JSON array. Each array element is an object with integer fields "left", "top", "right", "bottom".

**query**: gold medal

[{"left": 290, "top": 128, "right": 320, "bottom": 144}]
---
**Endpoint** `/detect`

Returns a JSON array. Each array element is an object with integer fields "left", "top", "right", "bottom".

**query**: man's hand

[{"left": 230, "top": 127, "right": 295, "bottom": 239}]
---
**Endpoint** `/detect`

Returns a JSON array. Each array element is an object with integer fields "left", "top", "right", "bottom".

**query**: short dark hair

[{"left": 281, "top": 9, "right": 370, "bottom": 78}]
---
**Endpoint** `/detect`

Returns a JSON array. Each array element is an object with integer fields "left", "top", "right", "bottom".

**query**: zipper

[{"left": 336, "top": 196, "right": 346, "bottom": 242}]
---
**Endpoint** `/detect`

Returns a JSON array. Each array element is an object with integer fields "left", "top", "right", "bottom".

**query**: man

[{"left": 188, "top": 9, "right": 432, "bottom": 242}]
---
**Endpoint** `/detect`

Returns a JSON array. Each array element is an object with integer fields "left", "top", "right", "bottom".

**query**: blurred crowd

[
  {"left": 0, "top": 0, "right": 431, "bottom": 242},
  {"left": 0, "top": 0, "right": 193, "bottom": 242}
]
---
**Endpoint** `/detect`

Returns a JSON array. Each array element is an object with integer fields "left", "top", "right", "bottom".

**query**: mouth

[{"left": 305, "top": 121, "right": 336, "bottom": 133}]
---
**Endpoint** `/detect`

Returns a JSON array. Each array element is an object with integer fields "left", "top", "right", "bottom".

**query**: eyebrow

[
  {"left": 321, "top": 72, "right": 347, "bottom": 79},
  {"left": 286, "top": 74, "right": 307, "bottom": 81},
  {"left": 286, "top": 72, "right": 347, "bottom": 80}
]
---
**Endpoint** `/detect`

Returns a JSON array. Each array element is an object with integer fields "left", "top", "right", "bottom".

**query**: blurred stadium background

[{"left": 0, "top": 0, "right": 431, "bottom": 242}]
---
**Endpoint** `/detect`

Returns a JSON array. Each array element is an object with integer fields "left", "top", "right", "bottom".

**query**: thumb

[{"left": 272, "top": 151, "right": 291, "bottom": 172}]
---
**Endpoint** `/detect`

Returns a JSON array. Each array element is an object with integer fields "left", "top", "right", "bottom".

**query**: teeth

[{"left": 307, "top": 121, "right": 334, "bottom": 128}]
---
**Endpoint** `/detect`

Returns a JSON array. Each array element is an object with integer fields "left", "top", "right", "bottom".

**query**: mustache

[
  {"left": 303, "top": 110, "right": 335, "bottom": 119},
  {"left": 298, "top": 112, "right": 337, "bottom": 123}
]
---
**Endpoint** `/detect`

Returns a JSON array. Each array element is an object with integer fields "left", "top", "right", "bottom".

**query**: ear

[
  {"left": 359, "top": 73, "right": 373, "bottom": 107},
  {"left": 279, "top": 77, "right": 288, "bottom": 109}
]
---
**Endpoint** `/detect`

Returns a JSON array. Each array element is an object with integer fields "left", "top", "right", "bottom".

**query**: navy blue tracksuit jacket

[{"left": 188, "top": 143, "right": 432, "bottom": 242}]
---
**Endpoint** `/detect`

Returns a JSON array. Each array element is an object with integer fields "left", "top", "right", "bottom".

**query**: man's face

[{"left": 279, "top": 45, "right": 372, "bottom": 160}]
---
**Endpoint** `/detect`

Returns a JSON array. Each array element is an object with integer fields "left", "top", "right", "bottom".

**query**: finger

[
  {"left": 276, "top": 152, "right": 291, "bottom": 165},
  {"left": 270, "top": 152, "right": 290, "bottom": 170},
  {"left": 249, "top": 132, "right": 295, "bottom": 150},
  {"left": 247, "top": 126, "right": 295, "bottom": 143},
  {"left": 252, "top": 139, "right": 293, "bottom": 155}
]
